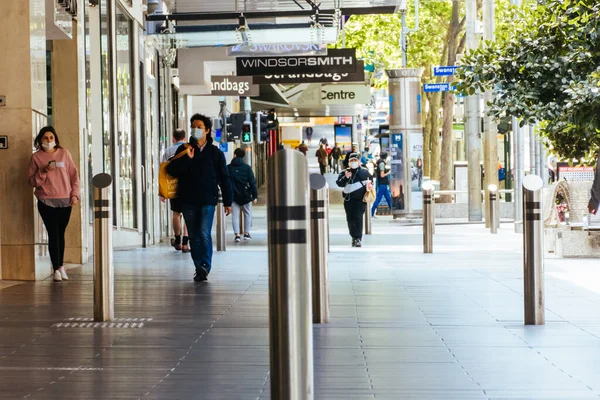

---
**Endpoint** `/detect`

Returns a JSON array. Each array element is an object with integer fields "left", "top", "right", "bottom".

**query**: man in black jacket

[
  {"left": 336, "top": 153, "right": 373, "bottom": 247},
  {"left": 167, "top": 113, "right": 233, "bottom": 281},
  {"left": 228, "top": 148, "right": 258, "bottom": 243}
]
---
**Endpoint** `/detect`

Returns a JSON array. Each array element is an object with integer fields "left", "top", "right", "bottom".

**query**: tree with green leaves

[{"left": 457, "top": 0, "right": 600, "bottom": 162}]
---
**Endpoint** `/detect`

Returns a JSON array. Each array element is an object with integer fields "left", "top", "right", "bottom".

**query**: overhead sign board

[
  {"left": 253, "top": 61, "right": 365, "bottom": 84},
  {"left": 210, "top": 76, "right": 259, "bottom": 97},
  {"left": 433, "top": 66, "right": 460, "bottom": 76},
  {"left": 236, "top": 48, "right": 357, "bottom": 76},
  {"left": 423, "top": 83, "right": 453, "bottom": 93},
  {"left": 228, "top": 43, "right": 328, "bottom": 57},
  {"left": 321, "top": 84, "right": 371, "bottom": 105}
]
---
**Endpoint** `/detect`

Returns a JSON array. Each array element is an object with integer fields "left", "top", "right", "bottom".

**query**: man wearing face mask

[
  {"left": 167, "top": 113, "right": 233, "bottom": 282},
  {"left": 336, "top": 153, "right": 373, "bottom": 247}
]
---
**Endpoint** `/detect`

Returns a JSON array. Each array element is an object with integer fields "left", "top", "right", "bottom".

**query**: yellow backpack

[{"left": 159, "top": 145, "right": 190, "bottom": 199}]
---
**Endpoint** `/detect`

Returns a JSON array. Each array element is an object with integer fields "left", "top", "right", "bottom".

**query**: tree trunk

[
  {"left": 429, "top": 92, "right": 443, "bottom": 181},
  {"left": 439, "top": 1, "right": 464, "bottom": 203},
  {"left": 423, "top": 96, "right": 432, "bottom": 179}
]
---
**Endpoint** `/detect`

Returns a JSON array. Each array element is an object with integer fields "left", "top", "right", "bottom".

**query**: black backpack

[{"left": 229, "top": 165, "right": 253, "bottom": 205}]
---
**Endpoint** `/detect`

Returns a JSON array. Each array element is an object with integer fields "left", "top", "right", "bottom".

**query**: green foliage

[
  {"left": 336, "top": 3, "right": 452, "bottom": 87},
  {"left": 456, "top": 0, "right": 600, "bottom": 161}
]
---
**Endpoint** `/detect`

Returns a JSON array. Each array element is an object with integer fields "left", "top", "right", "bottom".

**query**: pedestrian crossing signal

[
  {"left": 242, "top": 122, "right": 253, "bottom": 144},
  {"left": 242, "top": 132, "right": 252, "bottom": 143}
]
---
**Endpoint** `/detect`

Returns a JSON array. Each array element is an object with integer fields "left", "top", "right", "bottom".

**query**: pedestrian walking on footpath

[
  {"left": 228, "top": 148, "right": 258, "bottom": 243},
  {"left": 336, "top": 153, "right": 373, "bottom": 247},
  {"left": 28, "top": 126, "right": 80, "bottom": 282}
]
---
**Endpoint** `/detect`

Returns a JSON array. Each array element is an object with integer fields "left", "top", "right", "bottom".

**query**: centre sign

[
  {"left": 236, "top": 49, "right": 357, "bottom": 76},
  {"left": 321, "top": 85, "right": 371, "bottom": 105}
]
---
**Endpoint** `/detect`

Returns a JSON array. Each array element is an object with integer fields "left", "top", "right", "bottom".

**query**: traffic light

[
  {"left": 228, "top": 113, "right": 245, "bottom": 141},
  {"left": 242, "top": 121, "right": 253, "bottom": 144},
  {"left": 255, "top": 111, "right": 269, "bottom": 143}
]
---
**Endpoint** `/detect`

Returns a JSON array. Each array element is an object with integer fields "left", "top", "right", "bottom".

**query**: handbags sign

[
  {"left": 236, "top": 49, "right": 357, "bottom": 76},
  {"left": 253, "top": 61, "right": 365, "bottom": 84},
  {"left": 210, "top": 76, "right": 259, "bottom": 97}
]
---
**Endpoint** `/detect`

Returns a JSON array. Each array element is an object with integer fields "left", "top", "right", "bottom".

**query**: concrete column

[
  {"left": 51, "top": 21, "right": 86, "bottom": 265},
  {"left": 466, "top": 0, "right": 482, "bottom": 221},
  {"left": 386, "top": 68, "right": 424, "bottom": 216},
  {"left": 0, "top": 0, "right": 48, "bottom": 280},
  {"left": 483, "top": 0, "right": 498, "bottom": 228}
]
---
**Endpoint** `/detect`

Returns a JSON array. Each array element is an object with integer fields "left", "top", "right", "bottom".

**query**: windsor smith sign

[{"left": 236, "top": 49, "right": 357, "bottom": 76}]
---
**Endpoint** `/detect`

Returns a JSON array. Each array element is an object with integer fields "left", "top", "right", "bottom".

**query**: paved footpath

[{"left": 1, "top": 206, "right": 600, "bottom": 400}]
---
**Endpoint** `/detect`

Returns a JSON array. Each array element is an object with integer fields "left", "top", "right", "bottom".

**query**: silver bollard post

[
  {"left": 422, "top": 183, "right": 434, "bottom": 254},
  {"left": 309, "top": 174, "right": 330, "bottom": 324},
  {"left": 489, "top": 184, "right": 498, "bottom": 234},
  {"left": 267, "top": 150, "right": 314, "bottom": 400},
  {"left": 92, "top": 173, "right": 114, "bottom": 322},
  {"left": 364, "top": 201, "right": 372, "bottom": 235},
  {"left": 216, "top": 190, "right": 226, "bottom": 251},
  {"left": 523, "top": 175, "right": 545, "bottom": 325}
]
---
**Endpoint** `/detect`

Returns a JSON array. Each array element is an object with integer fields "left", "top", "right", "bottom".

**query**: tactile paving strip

[{"left": 52, "top": 317, "right": 152, "bottom": 329}]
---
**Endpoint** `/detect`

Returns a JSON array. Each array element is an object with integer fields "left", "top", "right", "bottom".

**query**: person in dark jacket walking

[
  {"left": 331, "top": 143, "right": 342, "bottom": 174},
  {"left": 316, "top": 144, "right": 328, "bottom": 175},
  {"left": 228, "top": 148, "right": 258, "bottom": 243},
  {"left": 336, "top": 153, "right": 373, "bottom": 247},
  {"left": 371, "top": 152, "right": 393, "bottom": 217},
  {"left": 167, "top": 113, "right": 233, "bottom": 282}
]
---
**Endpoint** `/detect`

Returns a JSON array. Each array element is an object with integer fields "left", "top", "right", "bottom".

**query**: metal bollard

[
  {"left": 364, "top": 201, "right": 372, "bottom": 235},
  {"left": 239, "top": 210, "right": 245, "bottom": 235},
  {"left": 422, "top": 183, "right": 434, "bottom": 253},
  {"left": 523, "top": 175, "right": 545, "bottom": 325},
  {"left": 267, "top": 150, "right": 314, "bottom": 400},
  {"left": 216, "top": 190, "right": 226, "bottom": 251},
  {"left": 309, "top": 174, "right": 330, "bottom": 324},
  {"left": 431, "top": 190, "right": 436, "bottom": 235},
  {"left": 489, "top": 184, "right": 498, "bottom": 234},
  {"left": 92, "top": 173, "right": 114, "bottom": 322}
]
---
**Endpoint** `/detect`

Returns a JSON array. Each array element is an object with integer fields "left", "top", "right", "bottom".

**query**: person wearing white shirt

[{"left": 161, "top": 129, "right": 190, "bottom": 252}]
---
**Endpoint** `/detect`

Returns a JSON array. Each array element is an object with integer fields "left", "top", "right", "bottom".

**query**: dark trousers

[
  {"left": 37, "top": 202, "right": 72, "bottom": 270},
  {"left": 344, "top": 200, "right": 366, "bottom": 240},
  {"left": 319, "top": 163, "right": 327, "bottom": 175},
  {"left": 181, "top": 204, "right": 216, "bottom": 273}
]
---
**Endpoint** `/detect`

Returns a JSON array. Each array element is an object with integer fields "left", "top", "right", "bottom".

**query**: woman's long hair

[{"left": 34, "top": 126, "right": 62, "bottom": 151}]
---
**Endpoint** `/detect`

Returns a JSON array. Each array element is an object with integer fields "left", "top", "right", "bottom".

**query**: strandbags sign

[
  {"left": 253, "top": 61, "right": 365, "bottom": 84},
  {"left": 211, "top": 76, "right": 259, "bottom": 97},
  {"left": 236, "top": 48, "right": 357, "bottom": 76}
]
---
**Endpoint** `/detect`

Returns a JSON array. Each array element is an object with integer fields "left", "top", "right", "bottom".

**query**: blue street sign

[
  {"left": 433, "top": 66, "right": 459, "bottom": 76},
  {"left": 219, "top": 142, "right": 228, "bottom": 153},
  {"left": 423, "top": 83, "right": 451, "bottom": 92},
  {"left": 417, "top": 94, "right": 422, "bottom": 114}
]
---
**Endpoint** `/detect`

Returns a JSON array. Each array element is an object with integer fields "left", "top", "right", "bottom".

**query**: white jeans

[{"left": 232, "top": 202, "right": 252, "bottom": 235}]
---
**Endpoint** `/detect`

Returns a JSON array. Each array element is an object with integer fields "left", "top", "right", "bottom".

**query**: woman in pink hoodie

[{"left": 28, "top": 127, "right": 80, "bottom": 282}]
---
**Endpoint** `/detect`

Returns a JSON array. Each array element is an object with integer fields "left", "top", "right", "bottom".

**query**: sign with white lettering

[
  {"left": 321, "top": 84, "right": 370, "bottom": 105},
  {"left": 433, "top": 66, "right": 459, "bottom": 76},
  {"left": 423, "top": 83, "right": 452, "bottom": 92},
  {"left": 228, "top": 43, "right": 328, "bottom": 57},
  {"left": 210, "top": 76, "right": 259, "bottom": 97},
  {"left": 236, "top": 49, "right": 357, "bottom": 76},
  {"left": 253, "top": 61, "right": 365, "bottom": 84}
]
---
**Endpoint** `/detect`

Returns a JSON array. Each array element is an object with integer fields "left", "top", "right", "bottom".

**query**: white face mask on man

[
  {"left": 192, "top": 128, "right": 205, "bottom": 140},
  {"left": 42, "top": 141, "right": 56, "bottom": 150},
  {"left": 349, "top": 161, "right": 359, "bottom": 169}
]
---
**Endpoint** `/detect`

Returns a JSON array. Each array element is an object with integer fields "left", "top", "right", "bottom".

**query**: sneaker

[
  {"left": 193, "top": 266, "right": 208, "bottom": 282},
  {"left": 351, "top": 239, "right": 356, "bottom": 247},
  {"left": 59, "top": 267, "right": 69, "bottom": 280},
  {"left": 355, "top": 239, "right": 362, "bottom": 248},
  {"left": 243, "top": 233, "right": 252, "bottom": 241},
  {"left": 372, "top": 214, "right": 377, "bottom": 219},
  {"left": 53, "top": 270, "right": 62, "bottom": 282},
  {"left": 234, "top": 235, "right": 241, "bottom": 243}
]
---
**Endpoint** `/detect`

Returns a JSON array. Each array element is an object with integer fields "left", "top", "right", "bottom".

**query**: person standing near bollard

[
  {"left": 331, "top": 143, "right": 342, "bottom": 174},
  {"left": 316, "top": 144, "right": 328, "bottom": 175},
  {"left": 160, "top": 128, "right": 190, "bottom": 253},
  {"left": 228, "top": 148, "right": 258, "bottom": 243},
  {"left": 336, "top": 153, "right": 373, "bottom": 247},
  {"left": 371, "top": 151, "right": 393, "bottom": 218},
  {"left": 588, "top": 152, "right": 600, "bottom": 215},
  {"left": 28, "top": 126, "right": 80, "bottom": 282},
  {"left": 167, "top": 113, "right": 233, "bottom": 282}
]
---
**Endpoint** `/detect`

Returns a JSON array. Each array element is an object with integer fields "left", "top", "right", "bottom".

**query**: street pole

[
  {"left": 483, "top": 0, "right": 498, "bottom": 228},
  {"left": 466, "top": 0, "right": 482, "bottom": 221},
  {"left": 400, "top": 11, "right": 408, "bottom": 68},
  {"left": 529, "top": 124, "right": 536, "bottom": 175}
]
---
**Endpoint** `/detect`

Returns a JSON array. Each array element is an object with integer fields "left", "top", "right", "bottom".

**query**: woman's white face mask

[
  {"left": 42, "top": 142, "right": 56, "bottom": 150},
  {"left": 349, "top": 161, "right": 359, "bottom": 169}
]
